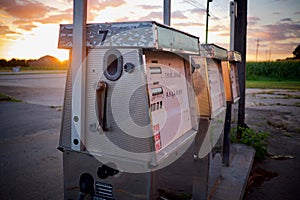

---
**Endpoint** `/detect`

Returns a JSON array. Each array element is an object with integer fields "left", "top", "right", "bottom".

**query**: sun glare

[{"left": 5, "top": 24, "right": 69, "bottom": 61}]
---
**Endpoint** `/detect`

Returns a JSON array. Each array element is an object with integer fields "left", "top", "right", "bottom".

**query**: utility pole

[
  {"left": 163, "top": 0, "right": 171, "bottom": 26},
  {"left": 234, "top": 0, "right": 248, "bottom": 139},
  {"left": 229, "top": 0, "right": 236, "bottom": 51},
  {"left": 256, "top": 39, "right": 259, "bottom": 61},
  {"left": 205, "top": 0, "right": 213, "bottom": 43}
]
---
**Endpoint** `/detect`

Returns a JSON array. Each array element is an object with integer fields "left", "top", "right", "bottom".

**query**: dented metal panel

[
  {"left": 201, "top": 44, "right": 228, "bottom": 61},
  {"left": 58, "top": 21, "right": 155, "bottom": 49},
  {"left": 228, "top": 50, "right": 242, "bottom": 62},
  {"left": 58, "top": 21, "right": 200, "bottom": 54},
  {"left": 156, "top": 25, "right": 199, "bottom": 54}
]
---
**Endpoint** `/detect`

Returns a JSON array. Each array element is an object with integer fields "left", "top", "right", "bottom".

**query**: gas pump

[
  {"left": 58, "top": 21, "right": 199, "bottom": 199},
  {"left": 221, "top": 50, "right": 242, "bottom": 165},
  {"left": 191, "top": 44, "right": 227, "bottom": 199}
]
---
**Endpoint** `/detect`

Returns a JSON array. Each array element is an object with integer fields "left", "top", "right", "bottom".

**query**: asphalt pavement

[
  {"left": 0, "top": 73, "right": 65, "bottom": 199},
  {"left": 0, "top": 102, "right": 63, "bottom": 199}
]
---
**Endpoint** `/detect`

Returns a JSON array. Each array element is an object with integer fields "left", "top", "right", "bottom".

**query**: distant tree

[
  {"left": 292, "top": 44, "right": 300, "bottom": 59},
  {"left": 6, "top": 58, "right": 29, "bottom": 67},
  {"left": 0, "top": 59, "right": 7, "bottom": 67}
]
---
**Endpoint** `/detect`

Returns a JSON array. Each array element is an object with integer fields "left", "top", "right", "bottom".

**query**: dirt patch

[{"left": 246, "top": 167, "right": 279, "bottom": 191}]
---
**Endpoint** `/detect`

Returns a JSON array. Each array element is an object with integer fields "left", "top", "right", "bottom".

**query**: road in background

[{"left": 0, "top": 73, "right": 66, "bottom": 106}]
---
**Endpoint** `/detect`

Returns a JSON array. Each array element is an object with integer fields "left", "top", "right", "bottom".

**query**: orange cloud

[
  {"left": 0, "top": 25, "right": 18, "bottom": 35},
  {"left": 17, "top": 24, "right": 38, "bottom": 31},
  {"left": 89, "top": 0, "right": 126, "bottom": 11},
  {"left": 87, "top": 0, "right": 126, "bottom": 21},
  {"left": 0, "top": 0, "right": 56, "bottom": 19},
  {"left": 11, "top": 19, "right": 37, "bottom": 31},
  {"left": 209, "top": 25, "right": 226, "bottom": 32},
  {"left": 38, "top": 13, "right": 72, "bottom": 24},
  {"left": 173, "top": 22, "right": 205, "bottom": 27},
  {"left": 137, "top": 5, "right": 161, "bottom": 10},
  {"left": 138, "top": 11, "right": 162, "bottom": 21}
]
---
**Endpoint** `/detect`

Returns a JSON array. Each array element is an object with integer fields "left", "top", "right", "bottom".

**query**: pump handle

[{"left": 96, "top": 81, "right": 108, "bottom": 131}]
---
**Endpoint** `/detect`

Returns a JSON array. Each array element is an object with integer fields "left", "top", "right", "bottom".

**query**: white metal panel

[
  {"left": 83, "top": 48, "right": 155, "bottom": 169},
  {"left": 71, "top": 0, "right": 87, "bottom": 151}
]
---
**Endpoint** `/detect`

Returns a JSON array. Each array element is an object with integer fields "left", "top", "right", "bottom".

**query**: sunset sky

[{"left": 0, "top": 0, "right": 299, "bottom": 61}]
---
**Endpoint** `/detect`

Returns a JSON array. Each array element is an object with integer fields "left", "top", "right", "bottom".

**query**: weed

[
  {"left": 0, "top": 93, "right": 21, "bottom": 102},
  {"left": 49, "top": 105, "right": 63, "bottom": 111},
  {"left": 231, "top": 127, "right": 269, "bottom": 159}
]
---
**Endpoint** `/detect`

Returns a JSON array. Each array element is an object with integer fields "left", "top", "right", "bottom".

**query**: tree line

[{"left": 0, "top": 58, "right": 36, "bottom": 68}]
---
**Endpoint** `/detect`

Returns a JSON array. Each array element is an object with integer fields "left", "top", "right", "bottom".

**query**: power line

[
  {"left": 182, "top": 0, "right": 206, "bottom": 11},
  {"left": 212, "top": 0, "right": 229, "bottom": 18},
  {"left": 183, "top": 0, "right": 206, "bottom": 10},
  {"left": 182, "top": 0, "right": 230, "bottom": 44},
  {"left": 183, "top": 0, "right": 229, "bottom": 31}
]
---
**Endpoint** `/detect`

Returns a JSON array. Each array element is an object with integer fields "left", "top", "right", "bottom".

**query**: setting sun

[{"left": 2, "top": 24, "right": 69, "bottom": 61}]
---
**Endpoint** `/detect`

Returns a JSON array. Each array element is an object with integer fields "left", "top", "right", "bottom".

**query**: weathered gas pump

[
  {"left": 192, "top": 44, "right": 227, "bottom": 199},
  {"left": 58, "top": 21, "right": 199, "bottom": 199},
  {"left": 221, "top": 50, "right": 242, "bottom": 166}
]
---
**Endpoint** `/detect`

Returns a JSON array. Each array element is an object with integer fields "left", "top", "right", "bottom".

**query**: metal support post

[
  {"left": 222, "top": 102, "right": 232, "bottom": 166},
  {"left": 222, "top": 1, "right": 236, "bottom": 166},
  {"left": 234, "top": 0, "right": 248, "bottom": 139},
  {"left": 71, "top": 0, "right": 87, "bottom": 151},
  {"left": 163, "top": 0, "right": 171, "bottom": 25},
  {"left": 205, "top": 0, "right": 213, "bottom": 43}
]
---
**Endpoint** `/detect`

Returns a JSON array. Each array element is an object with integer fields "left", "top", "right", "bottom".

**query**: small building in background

[{"left": 12, "top": 66, "right": 21, "bottom": 72}]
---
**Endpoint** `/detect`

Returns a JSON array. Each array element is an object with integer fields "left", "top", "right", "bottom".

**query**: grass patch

[
  {"left": 246, "top": 80, "right": 300, "bottom": 90},
  {"left": 0, "top": 93, "right": 22, "bottom": 102}
]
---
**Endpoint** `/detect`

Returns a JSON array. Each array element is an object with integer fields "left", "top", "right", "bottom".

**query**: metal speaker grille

[
  {"left": 94, "top": 182, "right": 114, "bottom": 200},
  {"left": 59, "top": 61, "right": 72, "bottom": 148},
  {"left": 85, "top": 48, "right": 153, "bottom": 155}
]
